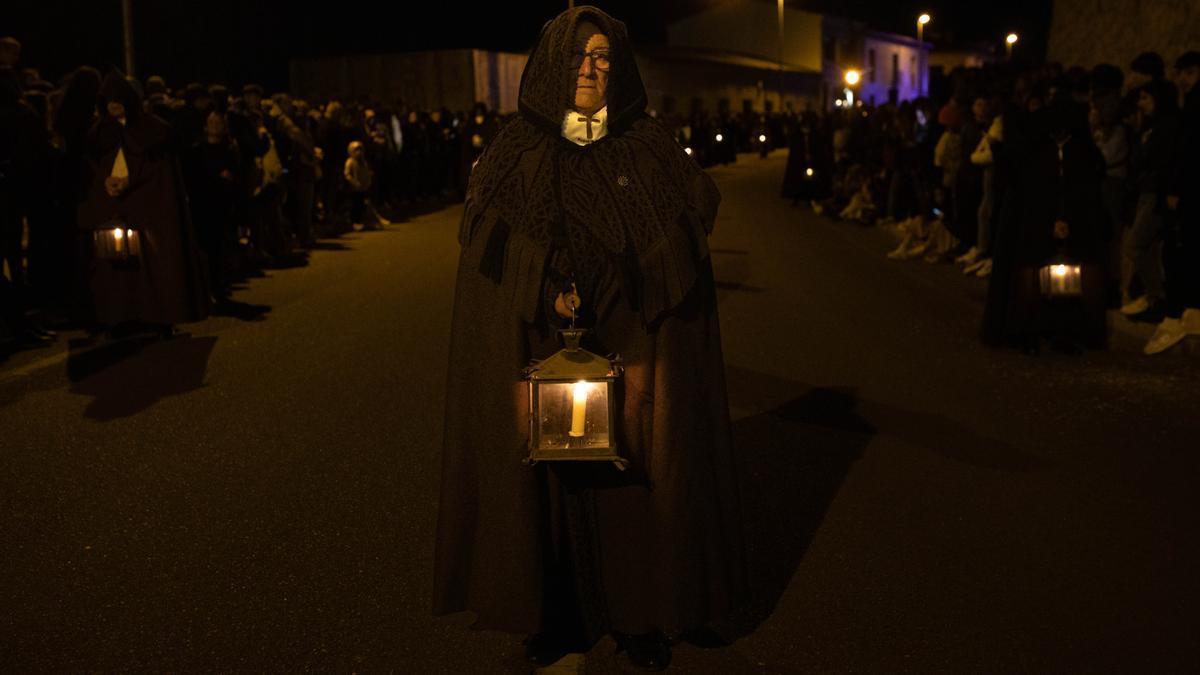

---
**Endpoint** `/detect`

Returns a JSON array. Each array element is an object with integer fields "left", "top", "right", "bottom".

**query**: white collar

[{"left": 561, "top": 106, "right": 608, "bottom": 146}]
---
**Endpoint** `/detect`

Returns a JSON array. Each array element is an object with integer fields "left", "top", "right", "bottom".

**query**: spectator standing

[
  {"left": 1120, "top": 79, "right": 1180, "bottom": 321},
  {"left": 183, "top": 110, "right": 241, "bottom": 304},
  {"left": 343, "top": 140, "right": 373, "bottom": 230},
  {"left": 1145, "top": 51, "right": 1200, "bottom": 353}
]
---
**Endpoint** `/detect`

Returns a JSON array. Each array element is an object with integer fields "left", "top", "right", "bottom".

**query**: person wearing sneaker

[
  {"left": 1122, "top": 79, "right": 1180, "bottom": 323},
  {"left": 1147, "top": 51, "right": 1200, "bottom": 355},
  {"left": 434, "top": 8, "right": 749, "bottom": 672}
]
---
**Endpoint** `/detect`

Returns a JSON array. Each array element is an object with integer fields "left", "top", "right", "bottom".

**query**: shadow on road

[
  {"left": 67, "top": 334, "right": 217, "bottom": 421},
  {"left": 717, "top": 375, "right": 874, "bottom": 642},
  {"left": 212, "top": 299, "right": 272, "bottom": 322}
]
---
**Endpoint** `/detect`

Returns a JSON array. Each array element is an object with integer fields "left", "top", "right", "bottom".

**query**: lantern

[
  {"left": 1039, "top": 256, "right": 1083, "bottom": 298},
  {"left": 93, "top": 221, "right": 142, "bottom": 266},
  {"left": 523, "top": 328, "right": 627, "bottom": 470}
]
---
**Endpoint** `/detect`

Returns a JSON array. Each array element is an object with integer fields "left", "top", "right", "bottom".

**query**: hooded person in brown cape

[
  {"left": 78, "top": 71, "right": 209, "bottom": 334},
  {"left": 433, "top": 6, "right": 748, "bottom": 669}
]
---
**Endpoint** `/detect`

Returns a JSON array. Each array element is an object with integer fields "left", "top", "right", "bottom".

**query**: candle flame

[
  {"left": 113, "top": 228, "right": 124, "bottom": 240},
  {"left": 805, "top": 168, "right": 815, "bottom": 177},
  {"left": 1051, "top": 265, "right": 1068, "bottom": 277}
]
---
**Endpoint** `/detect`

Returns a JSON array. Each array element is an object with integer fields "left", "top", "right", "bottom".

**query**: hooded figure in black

[
  {"left": 78, "top": 71, "right": 209, "bottom": 332},
  {"left": 981, "top": 99, "right": 1108, "bottom": 351},
  {"left": 780, "top": 111, "right": 832, "bottom": 205},
  {"left": 434, "top": 6, "right": 748, "bottom": 667}
]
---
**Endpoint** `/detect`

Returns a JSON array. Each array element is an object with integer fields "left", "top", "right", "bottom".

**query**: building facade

[
  {"left": 289, "top": 49, "right": 526, "bottom": 113},
  {"left": 1048, "top": 0, "right": 1199, "bottom": 73}
]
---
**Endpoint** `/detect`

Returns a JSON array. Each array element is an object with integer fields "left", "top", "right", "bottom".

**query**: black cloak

[
  {"left": 434, "top": 6, "right": 749, "bottom": 641},
  {"left": 982, "top": 103, "right": 1108, "bottom": 349},
  {"left": 77, "top": 72, "right": 210, "bottom": 327}
]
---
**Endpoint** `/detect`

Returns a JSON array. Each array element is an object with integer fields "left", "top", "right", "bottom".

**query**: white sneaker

[
  {"left": 974, "top": 259, "right": 993, "bottom": 277},
  {"left": 1120, "top": 297, "right": 1150, "bottom": 315},
  {"left": 963, "top": 258, "right": 987, "bottom": 275},
  {"left": 1144, "top": 318, "right": 1186, "bottom": 355},
  {"left": 1182, "top": 308, "right": 1200, "bottom": 335},
  {"left": 955, "top": 246, "right": 981, "bottom": 265}
]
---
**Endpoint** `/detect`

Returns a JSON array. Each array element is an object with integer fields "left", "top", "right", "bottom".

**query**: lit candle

[{"left": 569, "top": 381, "right": 588, "bottom": 438}]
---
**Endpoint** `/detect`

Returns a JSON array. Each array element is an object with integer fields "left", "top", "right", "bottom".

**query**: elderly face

[{"left": 574, "top": 32, "right": 610, "bottom": 115}]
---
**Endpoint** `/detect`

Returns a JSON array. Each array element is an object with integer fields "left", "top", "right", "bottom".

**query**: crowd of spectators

[
  {"left": 0, "top": 36, "right": 501, "bottom": 351},
  {"left": 3, "top": 32, "right": 1197, "bottom": 358},
  {"left": 775, "top": 50, "right": 1199, "bottom": 355}
]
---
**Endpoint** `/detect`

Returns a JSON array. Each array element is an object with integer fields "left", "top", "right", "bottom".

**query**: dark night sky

[{"left": 7, "top": 0, "right": 1053, "bottom": 89}]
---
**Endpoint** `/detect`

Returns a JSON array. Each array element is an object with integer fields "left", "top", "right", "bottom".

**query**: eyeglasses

[{"left": 569, "top": 50, "right": 611, "bottom": 72}]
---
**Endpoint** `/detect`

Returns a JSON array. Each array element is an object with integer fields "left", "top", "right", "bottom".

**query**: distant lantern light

[
  {"left": 684, "top": 147, "right": 694, "bottom": 155},
  {"left": 715, "top": 133, "right": 724, "bottom": 142},
  {"left": 1006, "top": 33, "right": 1019, "bottom": 45},
  {"left": 918, "top": 13, "right": 931, "bottom": 25},
  {"left": 844, "top": 69, "right": 861, "bottom": 86},
  {"left": 805, "top": 167, "right": 815, "bottom": 177},
  {"left": 758, "top": 134, "right": 767, "bottom": 143},
  {"left": 835, "top": 99, "right": 844, "bottom": 107}
]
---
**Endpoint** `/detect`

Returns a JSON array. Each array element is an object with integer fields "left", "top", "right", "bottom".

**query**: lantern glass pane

[
  {"left": 1039, "top": 263, "right": 1083, "bottom": 297},
  {"left": 535, "top": 381, "right": 611, "bottom": 450}
]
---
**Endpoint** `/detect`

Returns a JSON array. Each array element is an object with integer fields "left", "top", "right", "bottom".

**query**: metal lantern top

[{"left": 524, "top": 329, "right": 618, "bottom": 382}]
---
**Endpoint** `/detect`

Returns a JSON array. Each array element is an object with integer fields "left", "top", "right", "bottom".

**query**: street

[{"left": 2, "top": 151, "right": 1198, "bottom": 672}]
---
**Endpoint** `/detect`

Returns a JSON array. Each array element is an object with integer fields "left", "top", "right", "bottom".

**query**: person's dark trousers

[
  {"left": 348, "top": 191, "right": 367, "bottom": 226},
  {"left": 289, "top": 178, "right": 315, "bottom": 247},
  {"left": 1163, "top": 201, "right": 1200, "bottom": 317},
  {"left": 0, "top": 190, "right": 24, "bottom": 293},
  {"left": 955, "top": 172, "right": 982, "bottom": 249}
]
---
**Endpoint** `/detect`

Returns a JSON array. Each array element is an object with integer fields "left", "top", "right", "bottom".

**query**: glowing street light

[
  {"left": 844, "top": 69, "right": 861, "bottom": 86},
  {"left": 1006, "top": 32, "right": 1019, "bottom": 59},
  {"left": 917, "top": 13, "right": 930, "bottom": 42}
]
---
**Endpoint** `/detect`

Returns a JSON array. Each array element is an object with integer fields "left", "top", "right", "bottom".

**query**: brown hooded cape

[
  {"left": 433, "top": 6, "right": 748, "bottom": 639},
  {"left": 77, "top": 72, "right": 210, "bottom": 327}
]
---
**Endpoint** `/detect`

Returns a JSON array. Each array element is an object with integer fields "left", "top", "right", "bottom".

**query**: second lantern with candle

[{"left": 523, "top": 328, "right": 627, "bottom": 470}]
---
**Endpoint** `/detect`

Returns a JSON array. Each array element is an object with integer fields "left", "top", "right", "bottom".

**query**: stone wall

[{"left": 1049, "top": 0, "right": 1200, "bottom": 71}]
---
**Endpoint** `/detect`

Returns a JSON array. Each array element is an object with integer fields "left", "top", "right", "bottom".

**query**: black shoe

[
  {"left": 614, "top": 631, "right": 671, "bottom": 671},
  {"left": 523, "top": 633, "right": 572, "bottom": 666},
  {"left": 1129, "top": 300, "right": 1167, "bottom": 324}
]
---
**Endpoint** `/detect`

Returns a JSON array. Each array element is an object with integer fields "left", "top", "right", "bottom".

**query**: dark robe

[
  {"left": 433, "top": 6, "right": 749, "bottom": 642},
  {"left": 780, "top": 114, "right": 832, "bottom": 202},
  {"left": 982, "top": 106, "right": 1108, "bottom": 349},
  {"left": 77, "top": 73, "right": 209, "bottom": 327}
]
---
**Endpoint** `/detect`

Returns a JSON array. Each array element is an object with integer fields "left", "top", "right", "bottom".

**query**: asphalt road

[{"left": 2, "top": 151, "right": 1198, "bottom": 673}]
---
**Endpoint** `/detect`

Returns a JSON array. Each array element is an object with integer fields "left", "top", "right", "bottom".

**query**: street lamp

[
  {"left": 917, "top": 13, "right": 930, "bottom": 43},
  {"left": 1006, "top": 32, "right": 1019, "bottom": 59},
  {"left": 844, "top": 69, "right": 861, "bottom": 86}
]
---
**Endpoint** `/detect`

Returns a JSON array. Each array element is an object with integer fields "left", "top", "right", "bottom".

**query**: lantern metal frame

[{"left": 523, "top": 328, "right": 628, "bottom": 471}]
